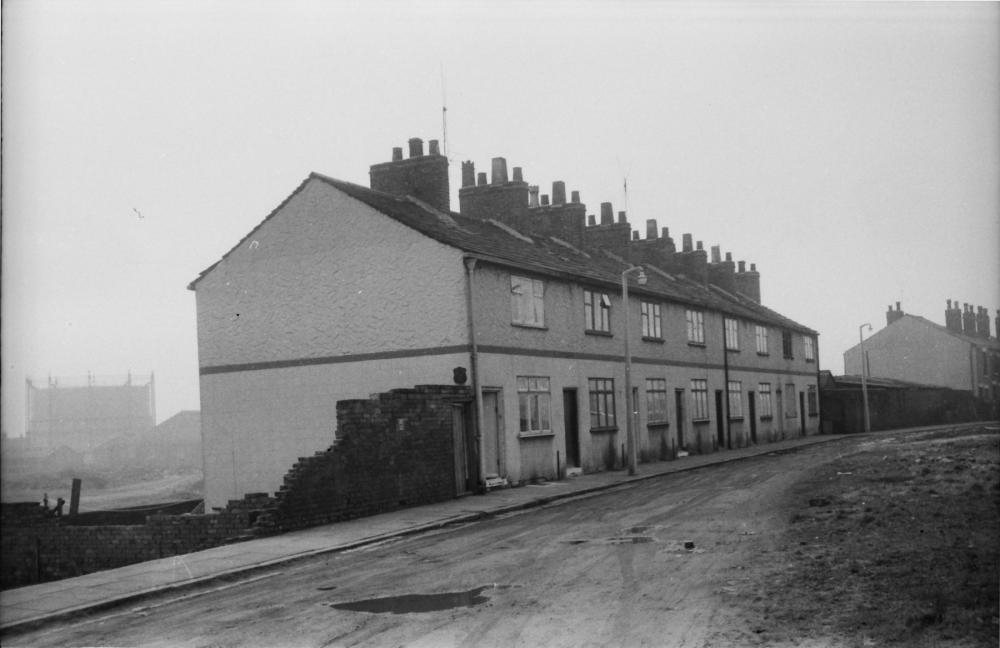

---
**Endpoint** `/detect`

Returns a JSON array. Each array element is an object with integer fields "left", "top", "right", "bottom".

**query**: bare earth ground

[
  {"left": 4, "top": 426, "right": 997, "bottom": 647},
  {"left": 710, "top": 425, "right": 1000, "bottom": 647}
]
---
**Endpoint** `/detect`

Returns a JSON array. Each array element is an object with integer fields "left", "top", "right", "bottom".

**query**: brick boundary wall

[
  {"left": 257, "top": 385, "right": 470, "bottom": 533},
  {"left": 820, "top": 386, "right": 993, "bottom": 434},
  {"left": 1, "top": 385, "right": 469, "bottom": 589}
]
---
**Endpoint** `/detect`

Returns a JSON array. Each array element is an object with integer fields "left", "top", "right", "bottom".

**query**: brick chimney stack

[
  {"left": 945, "top": 299, "right": 963, "bottom": 332},
  {"left": 962, "top": 303, "right": 977, "bottom": 335},
  {"left": 370, "top": 137, "right": 450, "bottom": 212},
  {"left": 976, "top": 306, "right": 991, "bottom": 338},
  {"left": 886, "top": 302, "right": 904, "bottom": 326},
  {"left": 735, "top": 261, "right": 761, "bottom": 303}
]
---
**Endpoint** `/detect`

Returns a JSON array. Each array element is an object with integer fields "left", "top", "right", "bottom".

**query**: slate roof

[
  {"left": 191, "top": 172, "right": 817, "bottom": 335},
  {"left": 899, "top": 314, "right": 1000, "bottom": 350}
]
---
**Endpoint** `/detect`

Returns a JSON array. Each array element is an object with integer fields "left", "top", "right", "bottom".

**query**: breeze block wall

[{"left": 258, "top": 385, "right": 471, "bottom": 533}]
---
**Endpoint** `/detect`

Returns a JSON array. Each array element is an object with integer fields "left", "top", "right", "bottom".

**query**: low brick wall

[
  {"left": 1, "top": 384, "right": 470, "bottom": 589},
  {"left": 820, "top": 385, "right": 991, "bottom": 434},
  {"left": 259, "top": 385, "right": 469, "bottom": 533},
  {"left": 1, "top": 500, "right": 261, "bottom": 590}
]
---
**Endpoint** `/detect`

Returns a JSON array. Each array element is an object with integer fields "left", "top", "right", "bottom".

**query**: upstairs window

[
  {"left": 727, "top": 380, "right": 743, "bottom": 418},
  {"left": 804, "top": 337, "right": 815, "bottom": 362},
  {"left": 691, "top": 379, "right": 709, "bottom": 420},
  {"left": 645, "top": 378, "right": 668, "bottom": 423},
  {"left": 782, "top": 331, "right": 794, "bottom": 359},
  {"left": 686, "top": 309, "right": 705, "bottom": 345},
  {"left": 517, "top": 376, "right": 551, "bottom": 434},
  {"left": 755, "top": 325, "right": 769, "bottom": 355},
  {"left": 511, "top": 275, "right": 545, "bottom": 327},
  {"left": 724, "top": 317, "right": 740, "bottom": 351},
  {"left": 641, "top": 302, "right": 662, "bottom": 339},
  {"left": 584, "top": 290, "right": 611, "bottom": 333},
  {"left": 588, "top": 378, "right": 616, "bottom": 428}
]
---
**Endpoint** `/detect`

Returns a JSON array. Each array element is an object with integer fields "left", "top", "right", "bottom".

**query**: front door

[
  {"left": 714, "top": 390, "right": 725, "bottom": 449},
  {"left": 748, "top": 391, "right": 757, "bottom": 444},
  {"left": 563, "top": 389, "right": 580, "bottom": 467},
  {"left": 452, "top": 403, "right": 474, "bottom": 496},
  {"left": 481, "top": 390, "right": 503, "bottom": 478}
]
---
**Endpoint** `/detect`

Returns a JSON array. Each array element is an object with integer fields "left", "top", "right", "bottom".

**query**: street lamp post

[
  {"left": 859, "top": 323, "right": 873, "bottom": 434},
  {"left": 622, "top": 265, "right": 647, "bottom": 476}
]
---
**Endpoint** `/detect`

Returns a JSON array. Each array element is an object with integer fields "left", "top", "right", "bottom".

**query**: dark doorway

[
  {"left": 748, "top": 391, "right": 757, "bottom": 444},
  {"left": 563, "top": 389, "right": 580, "bottom": 468},
  {"left": 674, "top": 389, "right": 685, "bottom": 450},
  {"left": 482, "top": 390, "right": 502, "bottom": 478},
  {"left": 799, "top": 392, "right": 806, "bottom": 437},
  {"left": 452, "top": 402, "right": 474, "bottom": 496},
  {"left": 714, "top": 390, "right": 725, "bottom": 449}
]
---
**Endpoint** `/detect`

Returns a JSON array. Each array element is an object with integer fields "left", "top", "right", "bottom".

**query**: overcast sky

[{"left": 2, "top": 0, "right": 998, "bottom": 436}]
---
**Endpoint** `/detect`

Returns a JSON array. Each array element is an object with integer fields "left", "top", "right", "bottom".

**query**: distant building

[
  {"left": 843, "top": 301, "right": 1000, "bottom": 404},
  {"left": 25, "top": 374, "right": 156, "bottom": 453},
  {"left": 190, "top": 137, "right": 821, "bottom": 510}
]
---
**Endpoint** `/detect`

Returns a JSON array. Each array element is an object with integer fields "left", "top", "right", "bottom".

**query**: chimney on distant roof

[
  {"left": 600, "top": 203, "right": 614, "bottom": 225},
  {"left": 528, "top": 185, "right": 540, "bottom": 208},
  {"left": 976, "top": 306, "right": 991, "bottom": 338},
  {"left": 735, "top": 262, "right": 761, "bottom": 303},
  {"left": 571, "top": 190, "right": 581, "bottom": 203},
  {"left": 945, "top": 299, "right": 962, "bottom": 332},
  {"left": 369, "top": 136, "right": 450, "bottom": 212},
  {"left": 461, "top": 161, "right": 475, "bottom": 188},
  {"left": 682, "top": 233, "right": 693, "bottom": 253},
  {"left": 962, "top": 303, "right": 977, "bottom": 335},
  {"left": 491, "top": 158, "right": 509, "bottom": 185},
  {"left": 428, "top": 140, "right": 440, "bottom": 155},
  {"left": 886, "top": 302, "right": 904, "bottom": 326},
  {"left": 646, "top": 219, "right": 658, "bottom": 239}
]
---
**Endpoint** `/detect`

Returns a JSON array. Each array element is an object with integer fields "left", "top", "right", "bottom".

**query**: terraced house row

[{"left": 190, "top": 137, "right": 821, "bottom": 510}]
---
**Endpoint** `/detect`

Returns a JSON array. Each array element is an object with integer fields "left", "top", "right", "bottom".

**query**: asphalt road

[{"left": 6, "top": 438, "right": 860, "bottom": 648}]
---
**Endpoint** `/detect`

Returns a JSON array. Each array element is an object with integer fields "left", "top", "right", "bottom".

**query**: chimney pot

[
  {"left": 696, "top": 240, "right": 704, "bottom": 250},
  {"left": 541, "top": 194, "right": 550, "bottom": 206},
  {"left": 632, "top": 231, "right": 640, "bottom": 240},
  {"left": 947, "top": 299, "right": 952, "bottom": 309},
  {"left": 750, "top": 263, "right": 756, "bottom": 272},
  {"left": 711, "top": 245, "right": 721, "bottom": 263},
  {"left": 600, "top": 202, "right": 614, "bottom": 225},
  {"left": 661, "top": 227, "right": 669, "bottom": 239},
  {"left": 725, "top": 252, "right": 733, "bottom": 262},
  {"left": 512, "top": 167, "right": 523, "bottom": 182},
  {"left": 571, "top": 190, "right": 580, "bottom": 203},
  {"left": 428, "top": 140, "right": 440, "bottom": 156},
  {"left": 491, "top": 157, "right": 508, "bottom": 184},
  {"left": 461, "top": 161, "right": 475, "bottom": 187},
  {"left": 646, "top": 219, "right": 658, "bottom": 239},
  {"left": 552, "top": 181, "right": 566, "bottom": 205},
  {"left": 895, "top": 301, "right": 901, "bottom": 311},
  {"left": 738, "top": 260, "right": 746, "bottom": 273},
  {"left": 392, "top": 147, "right": 403, "bottom": 162},
  {"left": 617, "top": 211, "right": 627, "bottom": 224},
  {"left": 587, "top": 214, "right": 597, "bottom": 226},
  {"left": 682, "top": 233, "right": 693, "bottom": 252},
  {"left": 477, "top": 172, "right": 487, "bottom": 186},
  {"left": 408, "top": 138, "right": 423, "bottom": 158},
  {"left": 528, "top": 185, "right": 540, "bottom": 208}
]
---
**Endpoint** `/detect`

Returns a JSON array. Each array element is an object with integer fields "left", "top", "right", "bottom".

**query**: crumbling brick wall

[{"left": 258, "top": 385, "right": 470, "bottom": 533}]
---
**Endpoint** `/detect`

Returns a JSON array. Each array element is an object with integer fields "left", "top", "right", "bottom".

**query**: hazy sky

[{"left": 2, "top": 1, "right": 998, "bottom": 436}]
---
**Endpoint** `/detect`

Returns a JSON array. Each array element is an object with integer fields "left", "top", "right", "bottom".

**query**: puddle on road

[
  {"left": 330, "top": 585, "right": 509, "bottom": 614},
  {"left": 607, "top": 536, "right": 655, "bottom": 544}
]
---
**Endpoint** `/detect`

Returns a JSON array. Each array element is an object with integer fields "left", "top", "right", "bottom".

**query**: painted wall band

[{"left": 201, "top": 342, "right": 818, "bottom": 379}]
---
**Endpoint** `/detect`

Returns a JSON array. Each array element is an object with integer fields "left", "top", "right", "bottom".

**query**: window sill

[
  {"left": 757, "top": 352, "right": 770, "bottom": 357},
  {"left": 805, "top": 358, "right": 815, "bottom": 363},
  {"left": 783, "top": 356, "right": 795, "bottom": 361},
  {"left": 760, "top": 415, "right": 774, "bottom": 421},
  {"left": 642, "top": 336, "right": 665, "bottom": 344},
  {"left": 725, "top": 348, "right": 740, "bottom": 353},
  {"left": 687, "top": 341, "right": 706, "bottom": 348},
  {"left": 647, "top": 421, "right": 670, "bottom": 429},
  {"left": 692, "top": 418, "right": 711, "bottom": 425},
  {"left": 585, "top": 329, "right": 613, "bottom": 337},
  {"left": 808, "top": 413, "right": 819, "bottom": 418},
  {"left": 589, "top": 426, "right": 619, "bottom": 434},
  {"left": 512, "top": 322, "right": 547, "bottom": 330},
  {"left": 728, "top": 417, "right": 745, "bottom": 422},
  {"left": 518, "top": 430, "right": 555, "bottom": 439}
]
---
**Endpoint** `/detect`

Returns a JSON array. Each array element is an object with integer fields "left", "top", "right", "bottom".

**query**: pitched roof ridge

[
  {"left": 486, "top": 219, "right": 534, "bottom": 244},
  {"left": 907, "top": 313, "right": 1000, "bottom": 348},
  {"left": 404, "top": 195, "right": 461, "bottom": 229},
  {"left": 549, "top": 236, "right": 590, "bottom": 257}
]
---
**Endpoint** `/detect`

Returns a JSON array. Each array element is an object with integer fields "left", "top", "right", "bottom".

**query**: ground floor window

[
  {"left": 517, "top": 376, "right": 551, "bottom": 433},
  {"left": 589, "top": 378, "right": 616, "bottom": 428},
  {"left": 758, "top": 383, "right": 773, "bottom": 417},
  {"left": 727, "top": 380, "right": 743, "bottom": 418},
  {"left": 785, "top": 382, "right": 797, "bottom": 418},
  {"left": 691, "top": 379, "right": 709, "bottom": 421},
  {"left": 807, "top": 384, "right": 818, "bottom": 416},
  {"left": 645, "top": 378, "right": 668, "bottom": 423}
]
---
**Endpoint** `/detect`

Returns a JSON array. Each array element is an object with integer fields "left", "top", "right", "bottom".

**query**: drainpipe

[
  {"left": 464, "top": 257, "right": 486, "bottom": 492},
  {"left": 722, "top": 315, "right": 732, "bottom": 449}
]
